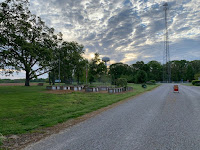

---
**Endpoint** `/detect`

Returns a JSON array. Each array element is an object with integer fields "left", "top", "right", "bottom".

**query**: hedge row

[{"left": 192, "top": 80, "right": 200, "bottom": 86}]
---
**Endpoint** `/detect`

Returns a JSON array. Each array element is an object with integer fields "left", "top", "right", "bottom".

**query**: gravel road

[{"left": 25, "top": 84, "right": 200, "bottom": 150}]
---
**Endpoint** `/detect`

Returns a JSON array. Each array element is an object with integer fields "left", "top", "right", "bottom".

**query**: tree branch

[{"left": 30, "top": 67, "right": 55, "bottom": 80}]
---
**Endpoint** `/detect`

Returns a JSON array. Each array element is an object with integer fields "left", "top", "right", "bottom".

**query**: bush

[
  {"left": 116, "top": 78, "right": 127, "bottom": 87},
  {"left": 192, "top": 80, "right": 200, "bottom": 86}
]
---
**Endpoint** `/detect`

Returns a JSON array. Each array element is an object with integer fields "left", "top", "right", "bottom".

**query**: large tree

[
  {"left": 135, "top": 70, "right": 147, "bottom": 83},
  {"left": 0, "top": 0, "right": 59, "bottom": 86},
  {"left": 109, "top": 63, "right": 133, "bottom": 84},
  {"left": 171, "top": 60, "right": 188, "bottom": 81},
  {"left": 147, "top": 60, "right": 162, "bottom": 81},
  {"left": 48, "top": 41, "right": 86, "bottom": 85}
]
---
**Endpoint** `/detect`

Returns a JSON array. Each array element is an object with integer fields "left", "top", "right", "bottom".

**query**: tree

[
  {"left": 132, "top": 61, "right": 149, "bottom": 72},
  {"left": 190, "top": 60, "right": 200, "bottom": 75},
  {"left": 88, "top": 53, "right": 106, "bottom": 84},
  {"left": 109, "top": 63, "right": 133, "bottom": 84},
  {"left": 171, "top": 60, "right": 188, "bottom": 81},
  {"left": 186, "top": 64, "right": 194, "bottom": 81},
  {"left": 48, "top": 41, "right": 85, "bottom": 85},
  {"left": 194, "top": 73, "right": 200, "bottom": 80},
  {"left": 0, "top": 0, "right": 59, "bottom": 86},
  {"left": 147, "top": 61, "right": 162, "bottom": 81},
  {"left": 135, "top": 70, "right": 147, "bottom": 83}
]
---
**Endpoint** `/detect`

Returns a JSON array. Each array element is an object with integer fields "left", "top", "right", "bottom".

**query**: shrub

[
  {"left": 192, "top": 80, "right": 200, "bottom": 86},
  {"left": 116, "top": 78, "right": 127, "bottom": 87}
]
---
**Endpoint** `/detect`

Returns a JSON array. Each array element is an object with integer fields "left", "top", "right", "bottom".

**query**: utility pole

[
  {"left": 58, "top": 36, "right": 62, "bottom": 86},
  {"left": 59, "top": 53, "right": 60, "bottom": 86},
  {"left": 86, "top": 64, "right": 88, "bottom": 85},
  {"left": 163, "top": 3, "right": 171, "bottom": 83}
]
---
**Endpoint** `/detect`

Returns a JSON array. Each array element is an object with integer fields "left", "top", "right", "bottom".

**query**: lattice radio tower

[{"left": 163, "top": 3, "right": 171, "bottom": 83}]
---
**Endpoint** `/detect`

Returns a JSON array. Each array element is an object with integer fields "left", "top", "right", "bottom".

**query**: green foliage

[
  {"left": 0, "top": 78, "right": 46, "bottom": 83},
  {"left": 53, "top": 41, "right": 86, "bottom": 84},
  {"left": 146, "top": 80, "right": 156, "bottom": 85},
  {"left": 170, "top": 60, "right": 200, "bottom": 82},
  {"left": 89, "top": 75, "right": 95, "bottom": 84},
  {"left": 109, "top": 63, "right": 133, "bottom": 84},
  {"left": 0, "top": 0, "right": 59, "bottom": 86},
  {"left": 88, "top": 53, "right": 107, "bottom": 84},
  {"left": 135, "top": 70, "right": 147, "bottom": 83},
  {"left": 192, "top": 80, "right": 200, "bottom": 86},
  {"left": 0, "top": 84, "right": 159, "bottom": 135},
  {"left": 194, "top": 73, "right": 200, "bottom": 80},
  {"left": 147, "top": 61, "right": 162, "bottom": 81},
  {"left": 150, "top": 80, "right": 156, "bottom": 83},
  {"left": 120, "top": 74, "right": 135, "bottom": 83},
  {"left": 0, "top": 79, "right": 24, "bottom": 83},
  {"left": 0, "top": 133, "right": 5, "bottom": 146},
  {"left": 116, "top": 78, "right": 127, "bottom": 87},
  {"left": 100, "top": 75, "right": 111, "bottom": 84},
  {"left": 186, "top": 65, "right": 194, "bottom": 81}
]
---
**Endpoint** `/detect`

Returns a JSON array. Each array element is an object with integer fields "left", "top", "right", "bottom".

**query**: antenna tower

[{"left": 163, "top": 3, "right": 171, "bottom": 83}]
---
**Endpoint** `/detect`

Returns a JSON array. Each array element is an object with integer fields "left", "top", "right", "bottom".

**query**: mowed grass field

[{"left": 0, "top": 84, "right": 159, "bottom": 135}]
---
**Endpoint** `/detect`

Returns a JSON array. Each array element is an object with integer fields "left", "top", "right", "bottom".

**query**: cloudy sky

[{"left": 1, "top": 0, "right": 200, "bottom": 79}]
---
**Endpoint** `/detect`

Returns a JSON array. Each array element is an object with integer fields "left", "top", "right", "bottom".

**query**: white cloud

[{"left": 3, "top": 0, "right": 200, "bottom": 67}]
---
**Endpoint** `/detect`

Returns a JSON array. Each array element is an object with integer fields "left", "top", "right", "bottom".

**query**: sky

[{"left": 1, "top": 0, "right": 200, "bottom": 79}]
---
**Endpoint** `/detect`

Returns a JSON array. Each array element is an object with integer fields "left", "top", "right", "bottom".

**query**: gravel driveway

[{"left": 25, "top": 84, "right": 200, "bottom": 150}]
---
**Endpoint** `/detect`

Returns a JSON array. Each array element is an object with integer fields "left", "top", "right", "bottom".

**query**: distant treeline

[
  {"left": 0, "top": 78, "right": 46, "bottom": 83},
  {"left": 109, "top": 60, "right": 200, "bottom": 83}
]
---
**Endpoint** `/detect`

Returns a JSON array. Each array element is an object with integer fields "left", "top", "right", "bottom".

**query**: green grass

[
  {"left": 0, "top": 84, "right": 159, "bottom": 135},
  {"left": 181, "top": 83, "right": 193, "bottom": 86}
]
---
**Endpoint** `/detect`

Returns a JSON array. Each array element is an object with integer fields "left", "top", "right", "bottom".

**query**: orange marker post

[{"left": 173, "top": 85, "right": 179, "bottom": 93}]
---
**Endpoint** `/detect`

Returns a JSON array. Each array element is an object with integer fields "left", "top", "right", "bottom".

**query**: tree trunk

[
  {"left": 25, "top": 71, "right": 30, "bottom": 86},
  {"left": 49, "top": 72, "right": 51, "bottom": 85},
  {"left": 64, "top": 75, "right": 67, "bottom": 84},
  {"left": 52, "top": 70, "right": 55, "bottom": 85},
  {"left": 77, "top": 73, "right": 80, "bottom": 85}
]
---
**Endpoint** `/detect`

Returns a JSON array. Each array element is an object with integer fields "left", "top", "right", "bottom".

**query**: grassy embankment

[{"left": 0, "top": 84, "right": 159, "bottom": 136}]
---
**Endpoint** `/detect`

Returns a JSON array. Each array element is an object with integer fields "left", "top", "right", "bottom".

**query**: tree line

[{"left": 109, "top": 60, "right": 200, "bottom": 84}]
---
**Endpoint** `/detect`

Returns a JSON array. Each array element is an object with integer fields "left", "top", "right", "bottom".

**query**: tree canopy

[
  {"left": 0, "top": 0, "right": 85, "bottom": 86},
  {"left": 0, "top": 0, "right": 61, "bottom": 86}
]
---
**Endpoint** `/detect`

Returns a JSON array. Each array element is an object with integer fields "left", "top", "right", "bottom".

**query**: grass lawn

[
  {"left": 181, "top": 83, "right": 193, "bottom": 86},
  {"left": 0, "top": 84, "right": 159, "bottom": 135}
]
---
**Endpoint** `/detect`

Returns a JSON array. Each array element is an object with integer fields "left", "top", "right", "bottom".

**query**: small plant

[{"left": 0, "top": 133, "right": 5, "bottom": 146}]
